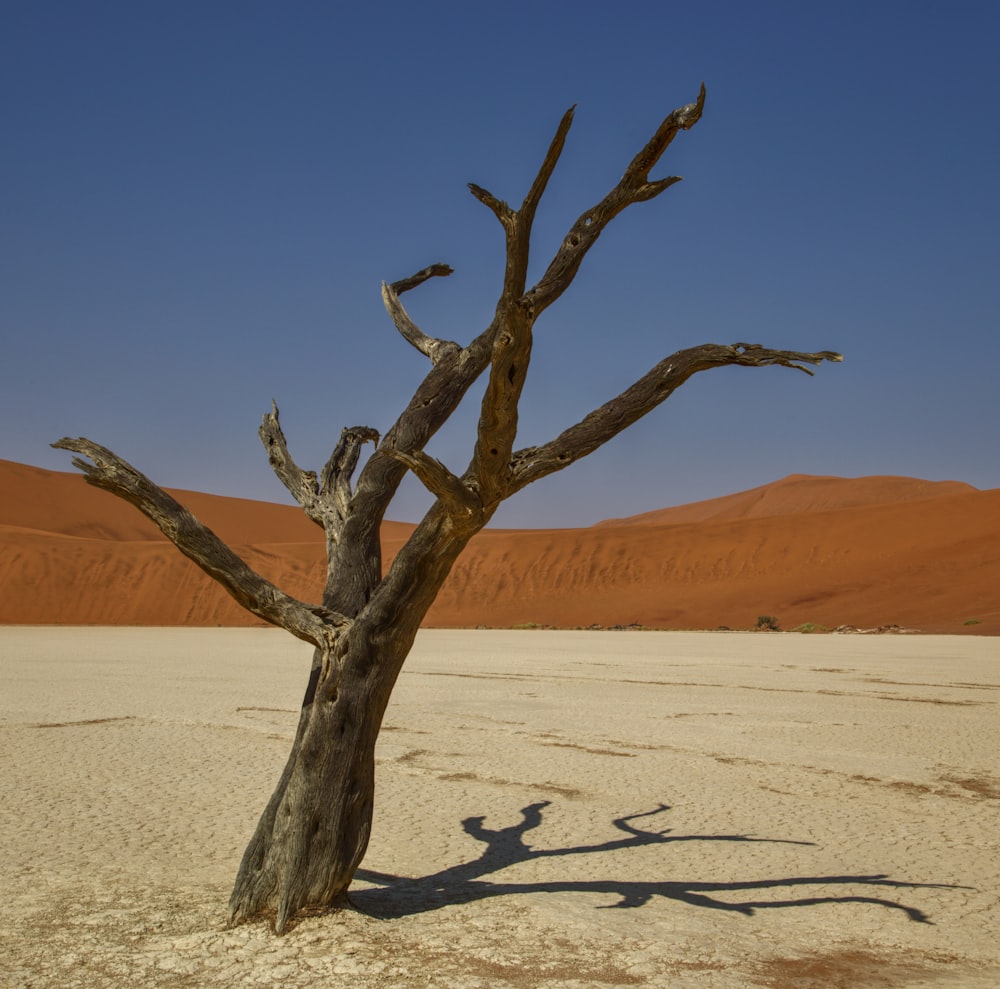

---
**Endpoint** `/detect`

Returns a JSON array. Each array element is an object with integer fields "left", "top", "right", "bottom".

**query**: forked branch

[
  {"left": 51, "top": 437, "right": 347, "bottom": 647},
  {"left": 469, "top": 105, "right": 575, "bottom": 302},
  {"left": 462, "top": 110, "right": 582, "bottom": 505},
  {"left": 319, "top": 425, "right": 382, "bottom": 524},
  {"left": 526, "top": 85, "right": 706, "bottom": 315},
  {"left": 260, "top": 404, "right": 378, "bottom": 546}
]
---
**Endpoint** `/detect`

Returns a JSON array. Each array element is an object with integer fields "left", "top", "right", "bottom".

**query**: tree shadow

[{"left": 353, "top": 802, "right": 963, "bottom": 923}]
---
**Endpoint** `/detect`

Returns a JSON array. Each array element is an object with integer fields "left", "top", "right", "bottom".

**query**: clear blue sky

[{"left": 4, "top": 1, "right": 998, "bottom": 527}]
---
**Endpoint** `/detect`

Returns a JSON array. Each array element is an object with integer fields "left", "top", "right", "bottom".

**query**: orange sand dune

[{"left": 1, "top": 459, "right": 997, "bottom": 633}]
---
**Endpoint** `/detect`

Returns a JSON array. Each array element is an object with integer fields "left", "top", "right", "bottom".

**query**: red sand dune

[{"left": 1, "top": 459, "right": 997, "bottom": 634}]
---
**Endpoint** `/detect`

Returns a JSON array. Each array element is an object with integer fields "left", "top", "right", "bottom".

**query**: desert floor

[{"left": 2, "top": 628, "right": 998, "bottom": 988}]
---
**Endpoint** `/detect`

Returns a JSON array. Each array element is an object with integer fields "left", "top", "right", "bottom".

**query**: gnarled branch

[
  {"left": 389, "top": 262, "right": 454, "bottom": 296},
  {"left": 259, "top": 401, "right": 327, "bottom": 528},
  {"left": 381, "top": 281, "right": 460, "bottom": 364},
  {"left": 260, "top": 404, "right": 378, "bottom": 546},
  {"left": 320, "top": 425, "right": 381, "bottom": 526},
  {"left": 51, "top": 437, "right": 347, "bottom": 648},
  {"left": 507, "top": 343, "right": 843, "bottom": 493}
]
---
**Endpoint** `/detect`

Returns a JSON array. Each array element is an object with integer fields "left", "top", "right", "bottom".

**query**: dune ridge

[{"left": 1, "top": 459, "right": 997, "bottom": 633}]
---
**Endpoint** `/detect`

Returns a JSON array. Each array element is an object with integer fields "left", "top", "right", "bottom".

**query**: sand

[{"left": 2, "top": 627, "right": 997, "bottom": 988}]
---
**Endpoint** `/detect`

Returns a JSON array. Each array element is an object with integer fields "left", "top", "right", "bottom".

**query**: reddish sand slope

[{"left": 1, "top": 459, "right": 997, "bottom": 633}]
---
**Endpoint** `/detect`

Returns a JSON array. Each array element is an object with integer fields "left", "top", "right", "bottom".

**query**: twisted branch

[{"left": 381, "top": 281, "right": 460, "bottom": 364}]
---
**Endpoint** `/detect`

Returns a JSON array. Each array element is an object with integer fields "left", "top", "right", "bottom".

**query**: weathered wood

[
  {"left": 259, "top": 407, "right": 378, "bottom": 542},
  {"left": 54, "top": 88, "right": 842, "bottom": 933},
  {"left": 319, "top": 425, "right": 382, "bottom": 529},
  {"left": 258, "top": 402, "right": 328, "bottom": 527},
  {"left": 389, "top": 262, "right": 454, "bottom": 296},
  {"left": 228, "top": 629, "right": 391, "bottom": 934},
  {"left": 386, "top": 449, "right": 483, "bottom": 520},
  {"left": 381, "top": 280, "right": 460, "bottom": 364}
]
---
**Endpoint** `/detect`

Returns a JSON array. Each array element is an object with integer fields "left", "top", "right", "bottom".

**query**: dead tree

[{"left": 54, "top": 86, "right": 841, "bottom": 933}]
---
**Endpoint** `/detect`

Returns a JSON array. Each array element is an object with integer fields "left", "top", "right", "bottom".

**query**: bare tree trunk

[
  {"left": 230, "top": 502, "right": 479, "bottom": 932},
  {"left": 228, "top": 640, "right": 393, "bottom": 934}
]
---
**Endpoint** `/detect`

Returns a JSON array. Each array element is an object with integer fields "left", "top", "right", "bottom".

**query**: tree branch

[
  {"left": 471, "top": 106, "right": 576, "bottom": 305},
  {"left": 51, "top": 437, "right": 347, "bottom": 648},
  {"left": 623, "top": 84, "right": 705, "bottom": 184},
  {"left": 462, "top": 108, "right": 580, "bottom": 504},
  {"left": 468, "top": 183, "right": 514, "bottom": 226},
  {"left": 526, "top": 85, "right": 705, "bottom": 315},
  {"left": 260, "top": 405, "right": 378, "bottom": 545},
  {"left": 385, "top": 449, "right": 483, "bottom": 521},
  {"left": 319, "top": 425, "right": 381, "bottom": 526},
  {"left": 521, "top": 106, "right": 575, "bottom": 230},
  {"left": 508, "top": 342, "right": 843, "bottom": 493},
  {"left": 327, "top": 326, "right": 500, "bottom": 613},
  {"left": 381, "top": 281, "right": 460, "bottom": 364},
  {"left": 389, "top": 263, "right": 454, "bottom": 296},
  {"left": 470, "top": 309, "right": 533, "bottom": 509},
  {"left": 259, "top": 402, "right": 327, "bottom": 528}
]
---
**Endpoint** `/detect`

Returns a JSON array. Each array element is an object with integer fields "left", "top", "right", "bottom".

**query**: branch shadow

[{"left": 353, "top": 802, "right": 964, "bottom": 923}]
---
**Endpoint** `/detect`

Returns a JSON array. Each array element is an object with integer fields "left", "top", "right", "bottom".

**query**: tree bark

[{"left": 228, "top": 639, "right": 391, "bottom": 934}]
